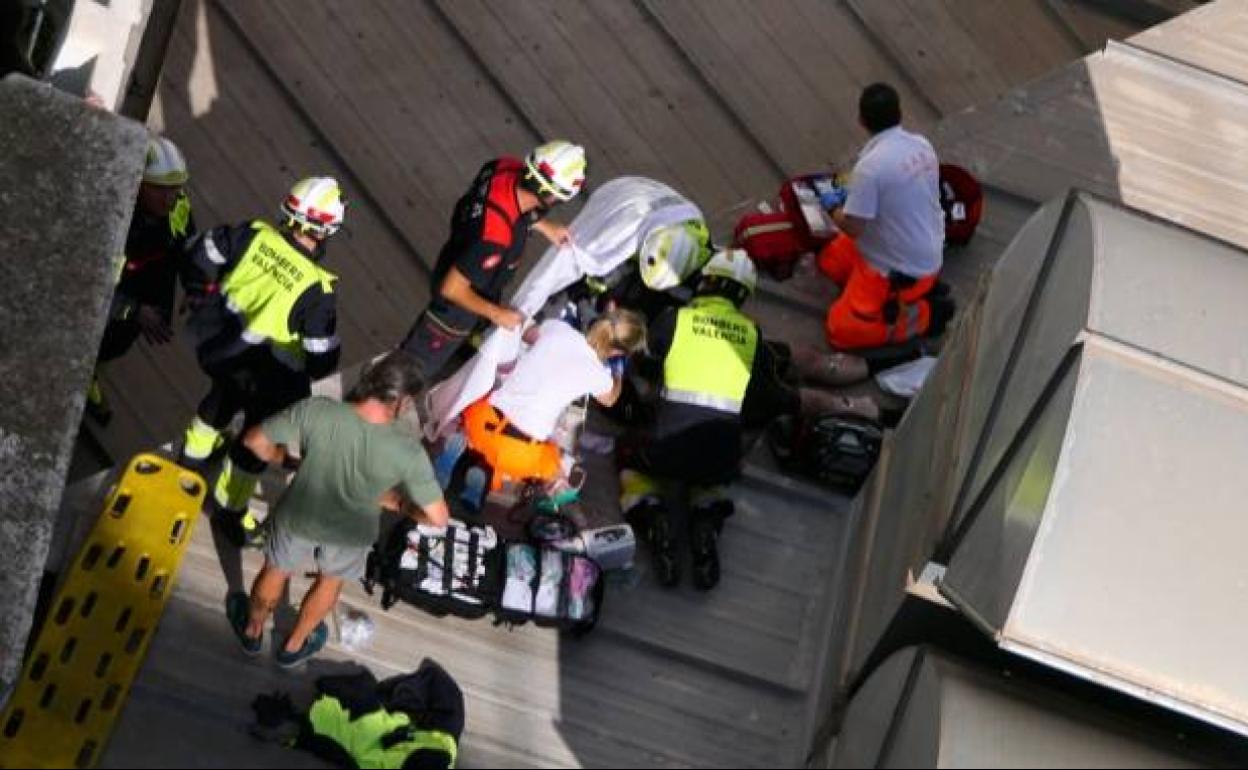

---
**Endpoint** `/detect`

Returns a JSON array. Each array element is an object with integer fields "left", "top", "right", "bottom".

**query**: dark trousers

[
  {"left": 97, "top": 318, "right": 142, "bottom": 363},
  {"left": 399, "top": 310, "right": 476, "bottom": 383},
  {"left": 195, "top": 355, "right": 310, "bottom": 474}
]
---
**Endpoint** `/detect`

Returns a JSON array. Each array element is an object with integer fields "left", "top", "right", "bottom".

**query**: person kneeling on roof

[
  {"left": 618, "top": 250, "right": 877, "bottom": 591},
  {"left": 422, "top": 177, "right": 709, "bottom": 441},
  {"left": 820, "top": 83, "right": 954, "bottom": 351},
  {"left": 443, "top": 309, "right": 648, "bottom": 509}
]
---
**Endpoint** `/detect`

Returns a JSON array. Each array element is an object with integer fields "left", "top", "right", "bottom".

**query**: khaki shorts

[{"left": 264, "top": 515, "right": 371, "bottom": 580}]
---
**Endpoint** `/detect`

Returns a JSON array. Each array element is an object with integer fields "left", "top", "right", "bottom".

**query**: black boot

[
  {"left": 651, "top": 512, "right": 680, "bottom": 588},
  {"left": 626, "top": 500, "right": 679, "bottom": 588},
  {"left": 926, "top": 294, "right": 957, "bottom": 338},
  {"left": 690, "top": 501, "right": 732, "bottom": 591}
]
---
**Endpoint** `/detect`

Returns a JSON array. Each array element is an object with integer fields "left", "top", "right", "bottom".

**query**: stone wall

[{"left": 0, "top": 74, "right": 146, "bottom": 704}]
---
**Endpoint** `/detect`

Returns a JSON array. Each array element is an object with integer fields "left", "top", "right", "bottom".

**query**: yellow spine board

[{"left": 0, "top": 454, "right": 206, "bottom": 769}]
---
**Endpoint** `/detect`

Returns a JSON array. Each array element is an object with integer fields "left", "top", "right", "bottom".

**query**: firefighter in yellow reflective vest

[
  {"left": 618, "top": 249, "right": 765, "bottom": 591},
  {"left": 86, "top": 135, "right": 196, "bottom": 424},
  {"left": 179, "top": 177, "right": 345, "bottom": 547}
]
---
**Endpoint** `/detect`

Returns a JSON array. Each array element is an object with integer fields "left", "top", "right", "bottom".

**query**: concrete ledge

[{"left": 0, "top": 74, "right": 147, "bottom": 704}]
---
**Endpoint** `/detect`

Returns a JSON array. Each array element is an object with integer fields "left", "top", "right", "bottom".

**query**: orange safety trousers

[
  {"left": 818, "top": 234, "right": 937, "bottom": 350},
  {"left": 463, "top": 399, "right": 561, "bottom": 491}
]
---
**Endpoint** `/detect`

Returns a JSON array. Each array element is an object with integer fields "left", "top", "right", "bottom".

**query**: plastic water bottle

[{"left": 337, "top": 608, "right": 375, "bottom": 651}]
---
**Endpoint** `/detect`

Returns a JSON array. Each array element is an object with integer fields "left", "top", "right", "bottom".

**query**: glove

[
  {"left": 819, "top": 186, "right": 848, "bottom": 210},
  {"left": 607, "top": 355, "right": 628, "bottom": 379}
]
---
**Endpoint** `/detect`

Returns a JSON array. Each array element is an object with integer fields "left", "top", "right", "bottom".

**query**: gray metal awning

[
  {"left": 940, "top": 192, "right": 1248, "bottom": 737},
  {"left": 832, "top": 647, "right": 1206, "bottom": 769}
]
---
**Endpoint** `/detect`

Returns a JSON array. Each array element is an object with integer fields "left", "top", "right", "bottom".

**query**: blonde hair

[{"left": 585, "top": 308, "right": 647, "bottom": 360}]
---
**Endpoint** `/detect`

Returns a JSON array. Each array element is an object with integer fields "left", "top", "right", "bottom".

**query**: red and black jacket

[{"left": 426, "top": 157, "right": 541, "bottom": 333}]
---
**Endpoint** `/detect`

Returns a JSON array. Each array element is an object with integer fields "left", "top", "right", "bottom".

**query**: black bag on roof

[
  {"left": 768, "top": 413, "right": 884, "bottom": 493},
  {"left": 365, "top": 517, "right": 604, "bottom": 636}
]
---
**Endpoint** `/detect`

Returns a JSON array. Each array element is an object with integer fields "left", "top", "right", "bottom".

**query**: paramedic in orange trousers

[{"left": 821, "top": 83, "right": 952, "bottom": 351}]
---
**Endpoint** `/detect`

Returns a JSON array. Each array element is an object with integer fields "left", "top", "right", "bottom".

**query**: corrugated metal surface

[
  {"left": 91, "top": 0, "right": 1156, "bottom": 463},
  {"left": 68, "top": 0, "right": 1194, "bottom": 766}
]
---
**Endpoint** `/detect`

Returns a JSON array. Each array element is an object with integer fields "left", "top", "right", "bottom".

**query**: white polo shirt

[
  {"left": 488, "top": 320, "right": 612, "bottom": 440},
  {"left": 843, "top": 126, "right": 944, "bottom": 278}
]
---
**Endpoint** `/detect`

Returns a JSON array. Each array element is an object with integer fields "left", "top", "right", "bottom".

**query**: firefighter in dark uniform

[
  {"left": 400, "top": 140, "right": 586, "bottom": 379},
  {"left": 179, "top": 176, "right": 346, "bottom": 547},
  {"left": 618, "top": 249, "right": 860, "bottom": 591},
  {"left": 86, "top": 135, "right": 196, "bottom": 424}
]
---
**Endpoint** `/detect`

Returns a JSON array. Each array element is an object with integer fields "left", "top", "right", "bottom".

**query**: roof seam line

[
  {"left": 632, "top": 0, "right": 789, "bottom": 180},
  {"left": 944, "top": 192, "right": 1079, "bottom": 538},
  {"left": 874, "top": 648, "right": 927, "bottom": 768},
  {"left": 937, "top": 342, "right": 1084, "bottom": 562},
  {"left": 208, "top": 0, "right": 432, "bottom": 280},
  {"left": 1109, "top": 38, "right": 1248, "bottom": 95},
  {"left": 1082, "top": 332, "right": 1248, "bottom": 401},
  {"left": 425, "top": 0, "right": 545, "bottom": 143},
  {"left": 841, "top": 0, "right": 945, "bottom": 121},
  {"left": 1000, "top": 639, "right": 1248, "bottom": 739}
]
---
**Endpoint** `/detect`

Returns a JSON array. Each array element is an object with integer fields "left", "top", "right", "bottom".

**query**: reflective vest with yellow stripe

[
  {"left": 662, "top": 296, "right": 759, "bottom": 414},
  {"left": 221, "top": 220, "right": 336, "bottom": 368},
  {"left": 169, "top": 191, "right": 192, "bottom": 238},
  {"left": 307, "top": 696, "right": 458, "bottom": 769}
]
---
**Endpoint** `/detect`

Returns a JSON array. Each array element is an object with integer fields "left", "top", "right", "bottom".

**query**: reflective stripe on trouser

[
  {"left": 619, "top": 468, "right": 663, "bottom": 514},
  {"left": 818, "top": 235, "right": 936, "bottom": 350},
  {"left": 182, "top": 415, "right": 223, "bottom": 461},
  {"left": 87, "top": 374, "right": 106, "bottom": 408},
  {"left": 213, "top": 457, "right": 259, "bottom": 513}
]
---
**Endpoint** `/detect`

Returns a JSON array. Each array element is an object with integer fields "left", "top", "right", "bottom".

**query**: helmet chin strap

[{"left": 309, "top": 238, "right": 329, "bottom": 262}]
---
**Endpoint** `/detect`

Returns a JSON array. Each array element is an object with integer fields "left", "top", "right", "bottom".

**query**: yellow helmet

[
  {"left": 281, "top": 176, "right": 346, "bottom": 238},
  {"left": 639, "top": 220, "right": 710, "bottom": 291}
]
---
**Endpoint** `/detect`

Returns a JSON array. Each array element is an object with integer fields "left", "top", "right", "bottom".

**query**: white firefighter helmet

[
  {"left": 143, "top": 135, "right": 189, "bottom": 186},
  {"left": 701, "top": 247, "right": 758, "bottom": 298},
  {"left": 524, "top": 140, "right": 587, "bottom": 202},
  {"left": 281, "top": 176, "right": 346, "bottom": 238}
]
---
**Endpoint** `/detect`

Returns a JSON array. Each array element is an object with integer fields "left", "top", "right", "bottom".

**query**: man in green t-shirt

[{"left": 227, "top": 351, "right": 449, "bottom": 667}]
